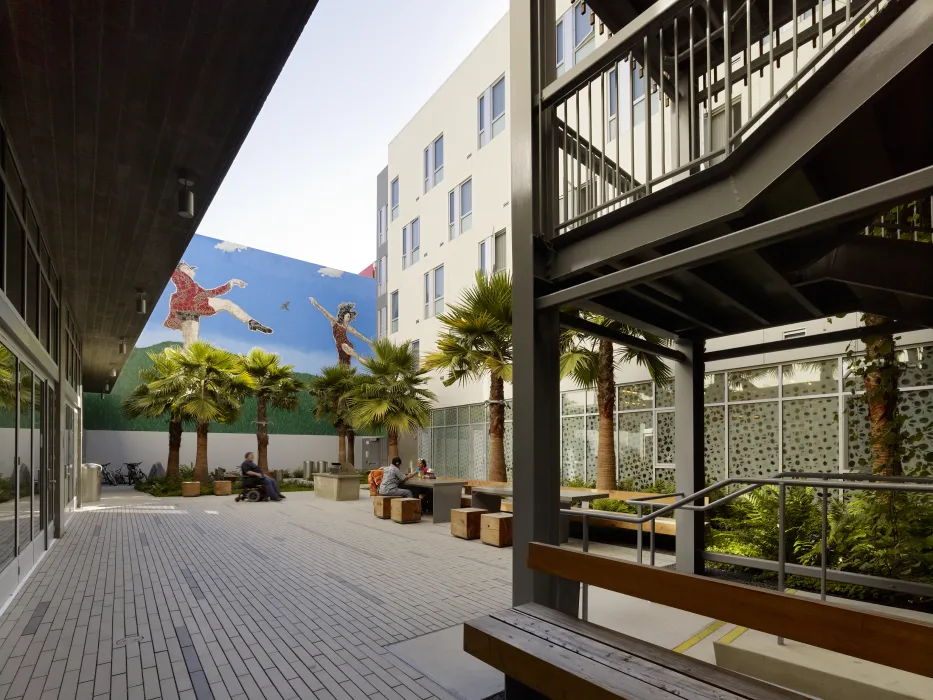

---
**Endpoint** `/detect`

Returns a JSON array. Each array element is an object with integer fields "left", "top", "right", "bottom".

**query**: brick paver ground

[{"left": 0, "top": 488, "right": 513, "bottom": 700}]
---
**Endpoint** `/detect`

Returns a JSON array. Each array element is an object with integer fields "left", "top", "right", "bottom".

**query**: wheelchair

[{"left": 234, "top": 475, "right": 269, "bottom": 502}]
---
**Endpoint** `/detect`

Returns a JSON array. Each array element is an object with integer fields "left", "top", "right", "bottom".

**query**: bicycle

[
  {"left": 124, "top": 462, "right": 147, "bottom": 485},
  {"left": 100, "top": 463, "right": 118, "bottom": 486}
]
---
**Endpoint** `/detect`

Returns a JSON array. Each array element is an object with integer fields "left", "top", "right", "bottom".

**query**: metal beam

[
  {"left": 576, "top": 299, "right": 679, "bottom": 339},
  {"left": 674, "top": 338, "right": 705, "bottom": 574},
  {"left": 558, "top": 312, "right": 686, "bottom": 362},
  {"left": 537, "top": 165, "right": 933, "bottom": 310},
  {"left": 704, "top": 320, "right": 918, "bottom": 362}
]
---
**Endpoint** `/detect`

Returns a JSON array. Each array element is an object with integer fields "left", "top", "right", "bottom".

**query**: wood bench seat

[{"left": 465, "top": 603, "right": 804, "bottom": 700}]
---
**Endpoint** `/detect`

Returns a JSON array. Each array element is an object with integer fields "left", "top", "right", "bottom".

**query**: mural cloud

[
  {"left": 317, "top": 267, "right": 345, "bottom": 279},
  {"left": 214, "top": 240, "right": 248, "bottom": 253}
]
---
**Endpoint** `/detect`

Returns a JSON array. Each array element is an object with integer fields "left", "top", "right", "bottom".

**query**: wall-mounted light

[
  {"left": 119, "top": 339, "right": 127, "bottom": 355},
  {"left": 136, "top": 292, "right": 147, "bottom": 315},
  {"left": 110, "top": 366, "right": 118, "bottom": 379},
  {"left": 104, "top": 382, "right": 110, "bottom": 393},
  {"left": 178, "top": 178, "right": 194, "bottom": 219}
]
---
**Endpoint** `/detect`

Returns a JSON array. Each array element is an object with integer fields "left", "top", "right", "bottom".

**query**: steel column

[
  {"left": 674, "top": 337, "right": 705, "bottom": 574},
  {"left": 510, "top": 0, "right": 576, "bottom": 616}
]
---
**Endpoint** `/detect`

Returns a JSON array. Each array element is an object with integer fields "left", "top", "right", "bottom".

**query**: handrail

[{"left": 564, "top": 473, "right": 933, "bottom": 622}]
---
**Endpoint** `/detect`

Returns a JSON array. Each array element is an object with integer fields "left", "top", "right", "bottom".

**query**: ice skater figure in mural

[
  {"left": 164, "top": 260, "right": 273, "bottom": 347},
  {"left": 309, "top": 298, "right": 372, "bottom": 365}
]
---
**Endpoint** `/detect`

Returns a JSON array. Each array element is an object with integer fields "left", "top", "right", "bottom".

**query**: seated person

[
  {"left": 240, "top": 451, "right": 284, "bottom": 502},
  {"left": 417, "top": 458, "right": 436, "bottom": 479},
  {"left": 378, "top": 456, "right": 416, "bottom": 498}
]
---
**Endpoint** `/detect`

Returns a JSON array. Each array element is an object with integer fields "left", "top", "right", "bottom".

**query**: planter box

[
  {"left": 213, "top": 480, "right": 232, "bottom": 496},
  {"left": 181, "top": 482, "right": 200, "bottom": 497},
  {"left": 313, "top": 473, "right": 360, "bottom": 501}
]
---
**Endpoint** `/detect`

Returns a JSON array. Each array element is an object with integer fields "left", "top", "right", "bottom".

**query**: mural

[{"left": 84, "top": 234, "right": 376, "bottom": 434}]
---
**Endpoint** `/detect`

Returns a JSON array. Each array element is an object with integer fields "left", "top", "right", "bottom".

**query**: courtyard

[{"left": 0, "top": 490, "right": 513, "bottom": 700}]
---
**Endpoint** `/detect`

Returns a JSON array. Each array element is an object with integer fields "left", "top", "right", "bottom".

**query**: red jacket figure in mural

[
  {"left": 309, "top": 298, "right": 371, "bottom": 365},
  {"left": 164, "top": 261, "right": 272, "bottom": 346}
]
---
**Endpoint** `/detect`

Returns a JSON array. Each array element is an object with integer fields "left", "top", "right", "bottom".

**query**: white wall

[{"left": 84, "top": 431, "right": 378, "bottom": 475}]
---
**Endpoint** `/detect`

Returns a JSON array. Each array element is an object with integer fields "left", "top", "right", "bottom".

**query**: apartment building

[{"left": 375, "top": 0, "right": 933, "bottom": 484}]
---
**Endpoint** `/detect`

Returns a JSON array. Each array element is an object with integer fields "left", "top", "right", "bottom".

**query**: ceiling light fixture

[
  {"left": 178, "top": 178, "right": 194, "bottom": 219},
  {"left": 119, "top": 339, "right": 127, "bottom": 355},
  {"left": 136, "top": 292, "right": 147, "bottom": 315}
]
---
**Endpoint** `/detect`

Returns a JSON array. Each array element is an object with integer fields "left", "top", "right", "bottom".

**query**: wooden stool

[
  {"left": 373, "top": 495, "right": 399, "bottom": 519},
  {"left": 391, "top": 498, "right": 422, "bottom": 524},
  {"left": 481, "top": 512, "right": 513, "bottom": 547},
  {"left": 460, "top": 495, "right": 472, "bottom": 508},
  {"left": 451, "top": 508, "right": 487, "bottom": 540}
]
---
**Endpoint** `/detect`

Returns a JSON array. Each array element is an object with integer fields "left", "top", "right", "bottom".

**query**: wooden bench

[{"left": 465, "top": 543, "right": 933, "bottom": 698}]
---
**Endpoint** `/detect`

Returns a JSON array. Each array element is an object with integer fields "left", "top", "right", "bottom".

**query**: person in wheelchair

[{"left": 240, "top": 452, "right": 283, "bottom": 502}]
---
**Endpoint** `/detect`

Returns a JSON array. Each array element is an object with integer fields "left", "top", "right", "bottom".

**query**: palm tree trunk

[
  {"left": 337, "top": 422, "right": 347, "bottom": 466},
  {"left": 596, "top": 339, "right": 617, "bottom": 491},
  {"left": 488, "top": 374, "right": 507, "bottom": 483},
  {"left": 257, "top": 396, "right": 270, "bottom": 472},
  {"left": 387, "top": 430, "right": 399, "bottom": 461},
  {"left": 166, "top": 419, "right": 182, "bottom": 481},
  {"left": 193, "top": 421, "right": 209, "bottom": 483},
  {"left": 863, "top": 314, "right": 902, "bottom": 476},
  {"left": 346, "top": 427, "right": 356, "bottom": 469}
]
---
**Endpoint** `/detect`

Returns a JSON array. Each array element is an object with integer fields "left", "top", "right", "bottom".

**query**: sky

[{"left": 196, "top": 0, "right": 510, "bottom": 274}]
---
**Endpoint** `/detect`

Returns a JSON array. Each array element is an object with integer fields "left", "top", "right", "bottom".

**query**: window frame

[
  {"left": 402, "top": 223, "right": 409, "bottom": 269},
  {"left": 411, "top": 217, "right": 420, "bottom": 264},
  {"left": 478, "top": 76, "right": 507, "bottom": 149},
  {"left": 424, "top": 264, "right": 445, "bottom": 319},
  {"left": 391, "top": 177, "right": 399, "bottom": 220},
  {"left": 573, "top": 1, "right": 595, "bottom": 63},
  {"left": 390, "top": 291, "right": 399, "bottom": 334},
  {"left": 459, "top": 178, "right": 473, "bottom": 234},
  {"left": 423, "top": 134, "right": 444, "bottom": 193},
  {"left": 448, "top": 189, "right": 457, "bottom": 240}
]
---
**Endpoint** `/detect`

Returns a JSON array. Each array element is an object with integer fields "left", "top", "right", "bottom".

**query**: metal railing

[
  {"left": 544, "top": 0, "right": 892, "bottom": 238},
  {"left": 861, "top": 195, "right": 933, "bottom": 242},
  {"left": 566, "top": 471, "right": 933, "bottom": 623}
]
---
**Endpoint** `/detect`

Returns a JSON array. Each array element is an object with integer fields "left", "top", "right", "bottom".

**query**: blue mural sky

[{"left": 136, "top": 234, "right": 376, "bottom": 374}]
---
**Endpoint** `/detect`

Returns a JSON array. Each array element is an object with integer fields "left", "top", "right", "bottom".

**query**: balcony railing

[{"left": 543, "top": 0, "right": 892, "bottom": 239}]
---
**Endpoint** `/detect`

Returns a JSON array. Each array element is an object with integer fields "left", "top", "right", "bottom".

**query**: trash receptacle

[
  {"left": 80, "top": 463, "right": 102, "bottom": 505},
  {"left": 302, "top": 461, "right": 312, "bottom": 480}
]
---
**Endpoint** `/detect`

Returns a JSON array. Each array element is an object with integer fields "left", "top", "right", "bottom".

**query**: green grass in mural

[{"left": 83, "top": 341, "right": 338, "bottom": 435}]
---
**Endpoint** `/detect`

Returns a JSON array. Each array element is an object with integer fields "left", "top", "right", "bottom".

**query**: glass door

[{"left": 17, "top": 364, "right": 33, "bottom": 555}]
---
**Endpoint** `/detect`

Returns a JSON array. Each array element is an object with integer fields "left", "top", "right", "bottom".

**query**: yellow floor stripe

[
  {"left": 718, "top": 626, "right": 749, "bottom": 645},
  {"left": 672, "top": 620, "right": 726, "bottom": 653}
]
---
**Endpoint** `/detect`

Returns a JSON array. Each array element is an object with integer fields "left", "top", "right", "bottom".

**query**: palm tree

[
  {"left": 560, "top": 310, "right": 672, "bottom": 492},
  {"left": 424, "top": 272, "right": 512, "bottom": 482},
  {"left": 240, "top": 348, "right": 305, "bottom": 472},
  {"left": 121, "top": 349, "right": 187, "bottom": 480},
  {"left": 307, "top": 364, "right": 358, "bottom": 466},
  {"left": 152, "top": 342, "right": 252, "bottom": 483},
  {"left": 348, "top": 339, "right": 435, "bottom": 461}
]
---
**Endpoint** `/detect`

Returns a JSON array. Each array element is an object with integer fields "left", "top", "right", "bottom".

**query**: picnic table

[
  {"left": 405, "top": 478, "right": 468, "bottom": 524},
  {"left": 471, "top": 486, "right": 609, "bottom": 542}
]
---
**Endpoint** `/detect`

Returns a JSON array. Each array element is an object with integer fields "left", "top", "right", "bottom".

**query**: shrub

[
  {"left": 291, "top": 468, "right": 305, "bottom": 478},
  {"left": 279, "top": 480, "right": 314, "bottom": 492},
  {"left": 135, "top": 477, "right": 183, "bottom": 497},
  {"left": 180, "top": 464, "right": 195, "bottom": 481},
  {"left": 563, "top": 475, "right": 596, "bottom": 489},
  {"left": 591, "top": 498, "right": 636, "bottom": 515}
]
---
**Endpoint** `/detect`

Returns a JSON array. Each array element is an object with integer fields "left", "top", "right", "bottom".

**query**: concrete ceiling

[{"left": 0, "top": 0, "right": 318, "bottom": 391}]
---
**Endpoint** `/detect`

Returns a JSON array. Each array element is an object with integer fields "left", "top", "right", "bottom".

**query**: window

[
  {"left": 402, "top": 224, "right": 409, "bottom": 269},
  {"left": 391, "top": 178, "right": 399, "bottom": 220},
  {"left": 391, "top": 291, "right": 399, "bottom": 334},
  {"left": 424, "top": 265, "right": 444, "bottom": 318},
  {"left": 377, "top": 256, "right": 387, "bottom": 295},
  {"left": 378, "top": 205, "right": 387, "bottom": 245},
  {"left": 477, "top": 95, "right": 486, "bottom": 148},
  {"left": 402, "top": 219, "right": 420, "bottom": 269},
  {"left": 424, "top": 135, "right": 444, "bottom": 192},
  {"left": 608, "top": 68, "right": 618, "bottom": 141},
  {"left": 412, "top": 340, "right": 420, "bottom": 368},
  {"left": 494, "top": 230, "right": 507, "bottom": 273},
  {"left": 460, "top": 178, "right": 473, "bottom": 233},
  {"left": 573, "top": 1, "right": 595, "bottom": 63},
  {"left": 448, "top": 190, "right": 457, "bottom": 240},
  {"left": 707, "top": 98, "right": 743, "bottom": 166},
  {"left": 377, "top": 306, "right": 387, "bottom": 339},
  {"left": 480, "top": 230, "right": 507, "bottom": 276},
  {"left": 434, "top": 135, "right": 444, "bottom": 185},
  {"left": 556, "top": 20, "right": 565, "bottom": 75},
  {"left": 478, "top": 77, "right": 506, "bottom": 148},
  {"left": 6, "top": 198, "right": 24, "bottom": 316}
]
